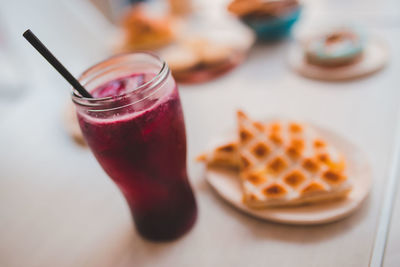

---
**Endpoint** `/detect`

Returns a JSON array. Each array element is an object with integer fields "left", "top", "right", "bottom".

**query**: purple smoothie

[{"left": 77, "top": 73, "right": 197, "bottom": 241}]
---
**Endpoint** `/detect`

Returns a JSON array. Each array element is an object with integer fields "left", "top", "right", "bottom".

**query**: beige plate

[
  {"left": 288, "top": 39, "right": 388, "bottom": 81},
  {"left": 205, "top": 125, "right": 372, "bottom": 225}
]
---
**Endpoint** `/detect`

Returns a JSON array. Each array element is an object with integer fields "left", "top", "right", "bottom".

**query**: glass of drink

[{"left": 72, "top": 52, "right": 197, "bottom": 241}]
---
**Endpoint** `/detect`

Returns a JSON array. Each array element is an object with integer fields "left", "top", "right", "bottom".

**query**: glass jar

[{"left": 72, "top": 52, "right": 197, "bottom": 241}]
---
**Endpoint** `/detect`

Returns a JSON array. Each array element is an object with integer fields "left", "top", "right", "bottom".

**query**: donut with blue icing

[{"left": 305, "top": 27, "right": 365, "bottom": 67}]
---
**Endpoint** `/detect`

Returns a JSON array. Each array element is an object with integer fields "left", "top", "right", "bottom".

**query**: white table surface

[
  {"left": 385, "top": 191, "right": 400, "bottom": 266},
  {"left": 0, "top": 0, "right": 399, "bottom": 266}
]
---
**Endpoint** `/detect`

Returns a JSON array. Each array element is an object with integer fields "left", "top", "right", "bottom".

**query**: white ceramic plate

[
  {"left": 205, "top": 125, "right": 372, "bottom": 225},
  {"left": 288, "top": 39, "right": 388, "bottom": 81}
]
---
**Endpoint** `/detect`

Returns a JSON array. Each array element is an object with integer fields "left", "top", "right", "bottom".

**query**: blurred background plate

[{"left": 288, "top": 38, "right": 388, "bottom": 81}]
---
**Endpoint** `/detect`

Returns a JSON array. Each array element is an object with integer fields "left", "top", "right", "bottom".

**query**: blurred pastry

[
  {"left": 120, "top": 5, "right": 175, "bottom": 51},
  {"left": 168, "top": 0, "right": 192, "bottom": 17},
  {"left": 161, "top": 37, "right": 236, "bottom": 83},
  {"left": 184, "top": 38, "right": 233, "bottom": 66},
  {"left": 185, "top": 38, "right": 232, "bottom": 66},
  {"left": 162, "top": 44, "right": 199, "bottom": 72},
  {"left": 304, "top": 27, "right": 365, "bottom": 67}
]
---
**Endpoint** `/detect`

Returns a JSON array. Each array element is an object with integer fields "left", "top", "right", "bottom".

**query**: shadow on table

[{"left": 196, "top": 175, "right": 371, "bottom": 244}]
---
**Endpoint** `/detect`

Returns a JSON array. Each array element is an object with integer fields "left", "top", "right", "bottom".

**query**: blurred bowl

[{"left": 242, "top": 6, "right": 302, "bottom": 41}]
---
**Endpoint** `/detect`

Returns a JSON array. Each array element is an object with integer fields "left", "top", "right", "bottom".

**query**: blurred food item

[
  {"left": 188, "top": 38, "right": 232, "bottom": 65},
  {"left": 168, "top": 0, "right": 192, "bottom": 17},
  {"left": 120, "top": 5, "right": 175, "bottom": 51},
  {"left": 160, "top": 15, "right": 255, "bottom": 84},
  {"left": 163, "top": 37, "right": 232, "bottom": 73},
  {"left": 304, "top": 27, "right": 365, "bottom": 67},
  {"left": 116, "top": 4, "right": 254, "bottom": 83},
  {"left": 64, "top": 101, "right": 86, "bottom": 147},
  {"left": 228, "top": 0, "right": 301, "bottom": 40},
  {"left": 162, "top": 44, "right": 199, "bottom": 72},
  {"left": 198, "top": 110, "right": 353, "bottom": 208},
  {"left": 161, "top": 37, "right": 241, "bottom": 83}
]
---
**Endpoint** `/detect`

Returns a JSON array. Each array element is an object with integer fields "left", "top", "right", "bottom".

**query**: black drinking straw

[{"left": 23, "top": 29, "right": 93, "bottom": 98}]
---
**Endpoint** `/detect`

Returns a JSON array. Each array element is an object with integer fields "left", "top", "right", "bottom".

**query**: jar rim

[{"left": 71, "top": 51, "right": 169, "bottom": 108}]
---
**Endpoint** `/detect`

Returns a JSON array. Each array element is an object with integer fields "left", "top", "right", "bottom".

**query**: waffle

[
  {"left": 237, "top": 111, "right": 351, "bottom": 208},
  {"left": 197, "top": 141, "right": 240, "bottom": 170},
  {"left": 198, "top": 111, "right": 352, "bottom": 208}
]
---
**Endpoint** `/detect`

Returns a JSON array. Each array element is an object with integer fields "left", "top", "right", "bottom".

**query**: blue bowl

[{"left": 242, "top": 7, "right": 302, "bottom": 41}]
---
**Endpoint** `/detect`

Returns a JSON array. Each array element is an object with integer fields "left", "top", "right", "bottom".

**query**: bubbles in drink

[{"left": 92, "top": 73, "right": 156, "bottom": 98}]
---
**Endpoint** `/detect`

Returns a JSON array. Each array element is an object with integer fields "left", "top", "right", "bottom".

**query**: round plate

[
  {"left": 288, "top": 38, "right": 388, "bottom": 81},
  {"left": 205, "top": 125, "right": 372, "bottom": 225}
]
